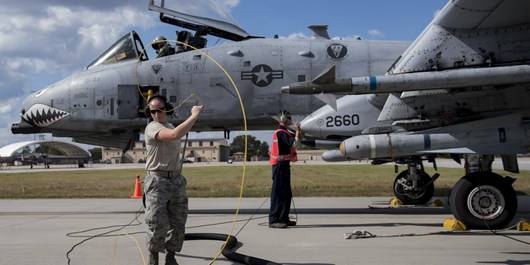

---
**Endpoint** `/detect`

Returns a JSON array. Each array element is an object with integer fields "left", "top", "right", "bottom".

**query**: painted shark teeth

[{"left": 22, "top": 104, "right": 69, "bottom": 127}]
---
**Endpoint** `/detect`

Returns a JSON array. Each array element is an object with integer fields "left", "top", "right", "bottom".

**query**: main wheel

[
  {"left": 393, "top": 169, "right": 434, "bottom": 205},
  {"left": 449, "top": 172, "right": 517, "bottom": 229}
]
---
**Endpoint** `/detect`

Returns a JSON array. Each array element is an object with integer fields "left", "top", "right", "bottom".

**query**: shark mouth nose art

[{"left": 22, "top": 104, "right": 70, "bottom": 127}]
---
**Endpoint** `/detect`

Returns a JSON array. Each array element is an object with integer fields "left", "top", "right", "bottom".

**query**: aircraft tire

[
  {"left": 393, "top": 169, "right": 434, "bottom": 205},
  {"left": 449, "top": 172, "right": 517, "bottom": 229}
]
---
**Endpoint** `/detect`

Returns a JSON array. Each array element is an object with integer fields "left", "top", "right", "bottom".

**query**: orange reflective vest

[{"left": 269, "top": 128, "right": 298, "bottom": 165}]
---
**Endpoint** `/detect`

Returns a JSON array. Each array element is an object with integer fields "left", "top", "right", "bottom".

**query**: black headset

[
  {"left": 144, "top": 95, "right": 174, "bottom": 120},
  {"left": 279, "top": 110, "right": 291, "bottom": 123}
]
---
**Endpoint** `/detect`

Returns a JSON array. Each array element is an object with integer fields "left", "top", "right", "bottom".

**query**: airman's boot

[
  {"left": 149, "top": 251, "right": 159, "bottom": 265},
  {"left": 165, "top": 251, "right": 178, "bottom": 265}
]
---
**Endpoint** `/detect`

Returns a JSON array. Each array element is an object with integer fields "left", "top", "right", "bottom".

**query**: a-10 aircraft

[
  {"left": 283, "top": 0, "right": 530, "bottom": 229},
  {"left": 11, "top": 0, "right": 527, "bottom": 229}
]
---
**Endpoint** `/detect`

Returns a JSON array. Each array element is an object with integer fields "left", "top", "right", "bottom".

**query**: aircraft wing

[
  {"left": 281, "top": 0, "right": 530, "bottom": 96},
  {"left": 390, "top": 0, "right": 530, "bottom": 75}
]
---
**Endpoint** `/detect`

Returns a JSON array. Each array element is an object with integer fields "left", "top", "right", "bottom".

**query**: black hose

[{"left": 185, "top": 233, "right": 281, "bottom": 265}]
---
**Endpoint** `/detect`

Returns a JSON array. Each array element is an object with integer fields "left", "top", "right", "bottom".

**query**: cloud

[
  {"left": 0, "top": 5, "right": 156, "bottom": 97},
  {"left": 279, "top": 32, "right": 313, "bottom": 40},
  {"left": 332, "top": 35, "right": 362, "bottom": 41},
  {"left": 367, "top": 29, "right": 385, "bottom": 38}
]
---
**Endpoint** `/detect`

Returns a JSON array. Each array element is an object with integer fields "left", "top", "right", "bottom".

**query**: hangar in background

[{"left": 0, "top": 141, "right": 91, "bottom": 168}]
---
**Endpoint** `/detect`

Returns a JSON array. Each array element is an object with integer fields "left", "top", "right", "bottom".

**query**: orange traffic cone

[{"left": 130, "top": 175, "right": 143, "bottom": 199}]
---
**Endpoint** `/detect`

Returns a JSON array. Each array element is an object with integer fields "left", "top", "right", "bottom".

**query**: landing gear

[
  {"left": 449, "top": 172, "right": 517, "bottom": 229},
  {"left": 393, "top": 163, "right": 436, "bottom": 205},
  {"left": 449, "top": 154, "right": 518, "bottom": 229}
]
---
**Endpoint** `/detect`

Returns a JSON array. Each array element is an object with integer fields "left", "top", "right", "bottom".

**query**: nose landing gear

[{"left": 393, "top": 162, "right": 436, "bottom": 205}]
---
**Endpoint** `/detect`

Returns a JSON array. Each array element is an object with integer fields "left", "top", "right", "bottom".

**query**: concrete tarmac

[{"left": 1, "top": 197, "right": 529, "bottom": 265}]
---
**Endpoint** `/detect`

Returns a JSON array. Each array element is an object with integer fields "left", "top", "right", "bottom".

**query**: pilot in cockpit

[{"left": 151, "top": 36, "right": 175, "bottom": 58}]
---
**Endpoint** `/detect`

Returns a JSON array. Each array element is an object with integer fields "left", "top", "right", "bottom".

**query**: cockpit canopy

[{"left": 87, "top": 31, "right": 148, "bottom": 69}]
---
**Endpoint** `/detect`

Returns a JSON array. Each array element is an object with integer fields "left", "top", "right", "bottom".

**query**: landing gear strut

[
  {"left": 449, "top": 155, "right": 517, "bottom": 229},
  {"left": 393, "top": 162, "right": 437, "bottom": 205}
]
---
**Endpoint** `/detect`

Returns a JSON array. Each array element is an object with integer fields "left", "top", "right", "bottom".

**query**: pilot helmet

[{"left": 151, "top": 36, "right": 168, "bottom": 50}]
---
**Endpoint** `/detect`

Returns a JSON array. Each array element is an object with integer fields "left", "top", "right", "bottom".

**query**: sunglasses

[{"left": 149, "top": 108, "right": 165, "bottom": 114}]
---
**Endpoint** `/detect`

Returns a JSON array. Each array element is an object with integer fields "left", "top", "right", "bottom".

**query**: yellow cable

[
  {"left": 170, "top": 40, "right": 248, "bottom": 265},
  {"left": 126, "top": 233, "right": 147, "bottom": 265},
  {"left": 137, "top": 40, "right": 248, "bottom": 265}
]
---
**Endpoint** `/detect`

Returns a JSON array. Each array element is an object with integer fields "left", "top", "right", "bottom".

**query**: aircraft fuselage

[{"left": 13, "top": 34, "right": 409, "bottom": 148}]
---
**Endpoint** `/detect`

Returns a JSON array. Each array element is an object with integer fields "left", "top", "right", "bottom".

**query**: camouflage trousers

[{"left": 144, "top": 174, "right": 188, "bottom": 253}]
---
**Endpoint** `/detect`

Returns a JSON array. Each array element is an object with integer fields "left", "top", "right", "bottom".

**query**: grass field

[{"left": 0, "top": 164, "right": 528, "bottom": 198}]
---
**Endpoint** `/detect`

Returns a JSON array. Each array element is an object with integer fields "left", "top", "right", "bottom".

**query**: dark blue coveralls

[{"left": 269, "top": 125, "right": 295, "bottom": 224}]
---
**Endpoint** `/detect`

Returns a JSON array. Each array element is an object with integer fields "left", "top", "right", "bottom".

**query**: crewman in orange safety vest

[{"left": 268, "top": 111, "right": 301, "bottom": 228}]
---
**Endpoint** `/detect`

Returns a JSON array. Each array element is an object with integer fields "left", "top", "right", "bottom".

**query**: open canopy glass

[{"left": 87, "top": 31, "right": 148, "bottom": 69}]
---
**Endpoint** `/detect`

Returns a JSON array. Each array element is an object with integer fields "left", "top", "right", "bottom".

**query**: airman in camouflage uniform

[{"left": 144, "top": 95, "right": 203, "bottom": 265}]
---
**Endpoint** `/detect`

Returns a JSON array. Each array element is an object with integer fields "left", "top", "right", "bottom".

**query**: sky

[{"left": 0, "top": 0, "right": 447, "bottom": 148}]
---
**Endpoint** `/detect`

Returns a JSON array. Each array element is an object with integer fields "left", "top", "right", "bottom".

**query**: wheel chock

[
  {"left": 516, "top": 220, "right": 530, "bottom": 231},
  {"left": 389, "top": 197, "right": 403, "bottom": 207},
  {"left": 443, "top": 218, "right": 467, "bottom": 231},
  {"left": 430, "top": 199, "right": 444, "bottom": 207}
]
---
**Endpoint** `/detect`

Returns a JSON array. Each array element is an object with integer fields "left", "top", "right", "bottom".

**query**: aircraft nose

[
  {"left": 20, "top": 89, "right": 70, "bottom": 127},
  {"left": 300, "top": 114, "right": 323, "bottom": 138}
]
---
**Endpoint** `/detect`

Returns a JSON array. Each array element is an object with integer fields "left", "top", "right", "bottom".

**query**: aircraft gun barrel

[{"left": 11, "top": 121, "right": 45, "bottom": 134}]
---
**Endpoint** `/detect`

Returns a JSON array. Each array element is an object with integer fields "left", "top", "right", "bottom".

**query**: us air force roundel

[
  {"left": 241, "top": 64, "right": 284, "bottom": 87},
  {"left": 327, "top": 44, "right": 348, "bottom": 59}
]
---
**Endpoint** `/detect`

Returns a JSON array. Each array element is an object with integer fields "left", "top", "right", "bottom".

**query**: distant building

[
  {"left": 296, "top": 150, "right": 325, "bottom": 162},
  {"left": 101, "top": 138, "right": 230, "bottom": 163},
  {"left": 232, "top": 152, "right": 245, "bottom": 161},
  {"left": 0, "top": 140, "right": 91, "bottom": 168}
]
